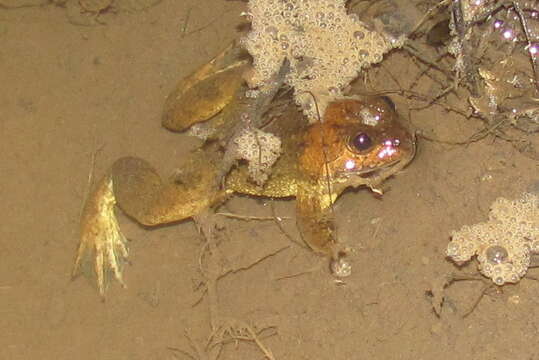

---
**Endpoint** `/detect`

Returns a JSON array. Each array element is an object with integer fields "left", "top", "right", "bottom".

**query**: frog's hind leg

[
  {"left": 73, "top": 156, "right": 223, "bottom": 296},
  {"left": 162, "top": 41, "right": 249, "bottom": 132}
]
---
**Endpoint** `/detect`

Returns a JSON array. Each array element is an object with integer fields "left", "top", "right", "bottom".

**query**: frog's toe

[{"left": 73, "top": 176, "right": 128, "bottom": 297}]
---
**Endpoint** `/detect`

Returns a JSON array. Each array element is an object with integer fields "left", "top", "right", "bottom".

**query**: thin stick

[
  {"left": 181, "top": 9, "right": 236, "bottom": 39},
  {"left": 418, "top": 117, "right": 508, "bottom": 145},
  {"left": 409, "top": 0, "right": 451, "bottom": 36},
  {"left": 462, "top": 282, "right": 494, "bottom": 318},
  {"left": 409, "top": 84, "right": 456, "bottom": 111},
  {"left": 512, "top": 1, "right": 539, "bottom": 91},
  {"left": 216, "top": 212, "right": 291, "bottom": 221},
  {"left": 274, "top": 268, "right": 318, "bottom": 281},
  {"left": 270, "top": 202, "right": 306, "bottom": 248},
  {"left": 218, "top": 245, "right": 290, "bottom": 280},
  {"left": 245, "top": 325, "right": 276, "bottom": 360},
  {"left": 358, "top": 88, "right": 470, "bottom": 118},
  {"left": 403, "top": 43, "right": 453, "bottom": 78}
]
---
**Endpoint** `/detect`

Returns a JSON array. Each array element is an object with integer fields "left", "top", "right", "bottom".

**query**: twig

[
  {"left": 270, "top": 202, "right": 306, "bottom": 249},
  {"left": 403, "top": 43, "right": 453, "bottom": 78},
  {"left": 245, "top": 325, "right": 276, "bottom": 360},
  {"left": 409, "top": 84, "right": 457, "bottom": 111},
  {"left": 418, "top": 117, "right": 509, "bottom": 145},
  {"left": 462, "top": 282, "right": 494, "bottom": 318},
  {"left": 274, "top": 267, "right": 319, "bottom": 281},
  {"left": 181, "top": 8, "right": 236, "bottom": 39},
  {"left": 452, "top": 0, "right": 480, "bottom": 96},
  {"left": 218, "top": 245, "right": 290, "bottom": 280},
  {"left": 358, "top": 88, "right": 470, "bottom": 118},
  {"left": 409, "top": 0, "right": 451, "bottom": 36},
  {"left": 216, "top": 212, "right": 291, "bottom": 221},
  {"left": 512, "top": 1, "right": 539, "bottom": 91}
]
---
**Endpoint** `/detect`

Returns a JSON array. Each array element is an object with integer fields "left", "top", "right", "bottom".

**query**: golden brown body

[{"left": 73, "top": 46, "right": 415, "bottom": 296}]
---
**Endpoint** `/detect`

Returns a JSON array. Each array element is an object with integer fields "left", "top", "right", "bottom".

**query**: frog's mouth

[
  {"left": 348, "top": 136, "right": 417, "bottom": 184},
  {"left": 356, "top": 159, "right": 402, "bottom": 178}
]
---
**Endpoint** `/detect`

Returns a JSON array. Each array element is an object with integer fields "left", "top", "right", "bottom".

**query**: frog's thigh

[
  {"left": 112, "top": 156, "right": 219, "bottom": 225},
  {"left": 295, "top": 191, "right": 339, "bottom": 258},
  {"left": 162, "top": 45, "right": 248, "bottom": 132}
]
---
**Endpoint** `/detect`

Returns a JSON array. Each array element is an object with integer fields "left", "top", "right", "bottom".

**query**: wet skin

[{"left": 73, "top": 48, "right": 415, "bottom": 296}]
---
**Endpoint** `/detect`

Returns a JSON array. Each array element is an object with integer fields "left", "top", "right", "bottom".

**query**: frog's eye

[{"left": 351, "top": 132, "right": 373, "bottom": 152}]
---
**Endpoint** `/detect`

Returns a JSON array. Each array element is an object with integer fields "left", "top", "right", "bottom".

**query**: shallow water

[{"left": 1, "top": 1, "right": 538, "bottom": 359}]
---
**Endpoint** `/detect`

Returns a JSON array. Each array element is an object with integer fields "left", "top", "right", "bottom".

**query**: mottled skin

[{"left": 73, "top": 46, "right": 415, "bottom": 296}]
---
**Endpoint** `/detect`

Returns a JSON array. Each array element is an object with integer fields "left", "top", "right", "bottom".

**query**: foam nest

[
  {"left": 242, "top": 0, "right": 403, "bottom": 120},
  {"left": 447, "top": 192, "right": 539, "bottom": 285}
]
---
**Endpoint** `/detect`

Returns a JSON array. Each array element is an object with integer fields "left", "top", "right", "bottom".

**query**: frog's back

[{"left": 225, "top": 103, "right": 309, "bottom": 198}]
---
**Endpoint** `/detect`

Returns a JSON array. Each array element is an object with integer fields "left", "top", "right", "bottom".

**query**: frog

[{"left": 72, "top": 44, "right": 416, "bottom": 296}]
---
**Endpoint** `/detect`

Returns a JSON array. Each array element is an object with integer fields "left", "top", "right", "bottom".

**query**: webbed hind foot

[
  {"left": 73, "top": 176, "right": 128, "bottom": 297},
  {"left": 73, "top": 156, "right": 224, "bottom": 296}
]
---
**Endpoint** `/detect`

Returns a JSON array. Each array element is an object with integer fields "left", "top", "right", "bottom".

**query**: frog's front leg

[
  {"left": 295, "top": 183, "right": 351, "bottom": 277},
  {"left": 73, "top": 156, "right": 225, "bottom": 296}
]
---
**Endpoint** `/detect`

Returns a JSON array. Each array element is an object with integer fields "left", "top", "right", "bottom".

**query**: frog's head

[{"left": 300, "top": 97, "right": 416, "bottom": 190}]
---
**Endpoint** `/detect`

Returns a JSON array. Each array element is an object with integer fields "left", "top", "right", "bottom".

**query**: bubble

[
  {"left": 503, "top": 29, "right": 514, "bottom": 40},
  {"left": 265, "top": 26, "right": 278, "bottom": 39},
  {"left": 354, "top": 31, "right": 365, "bottom": 40},
  {"left": 494, "top": 276, "right": 505, "bottom": 285},
  {"left": 529, "top": 43, "right": 538, "bottom": 56},
  {"left": 447, "top": 242, "right": 459, "bottom": 256},
  {"left": 486, "top": 245, "right": 508, "bottom": 264},
  {"left": 359, "top": 49, "right": 369, "bottom": 58}
]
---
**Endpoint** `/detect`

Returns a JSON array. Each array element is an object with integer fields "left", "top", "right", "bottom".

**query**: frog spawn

[
  {"left": 242, "top": 0, "right": 402, "bottom": 120},
  {"left": 447, "top": 193, "right": 539, "bottom": 285},
  {"left": 232, "top": 128, "right": 282, "bottom": 186}
]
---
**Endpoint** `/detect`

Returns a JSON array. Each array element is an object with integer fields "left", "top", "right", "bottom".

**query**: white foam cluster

[
  {"left": 242, "top": 0, "right": 400, "bottom": 119},
  {"left": 447, "top": 193, "right": 539, "bottom": 285},
  {"left": 232, "top": 128, "right": 282, "bottom": 185}
]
